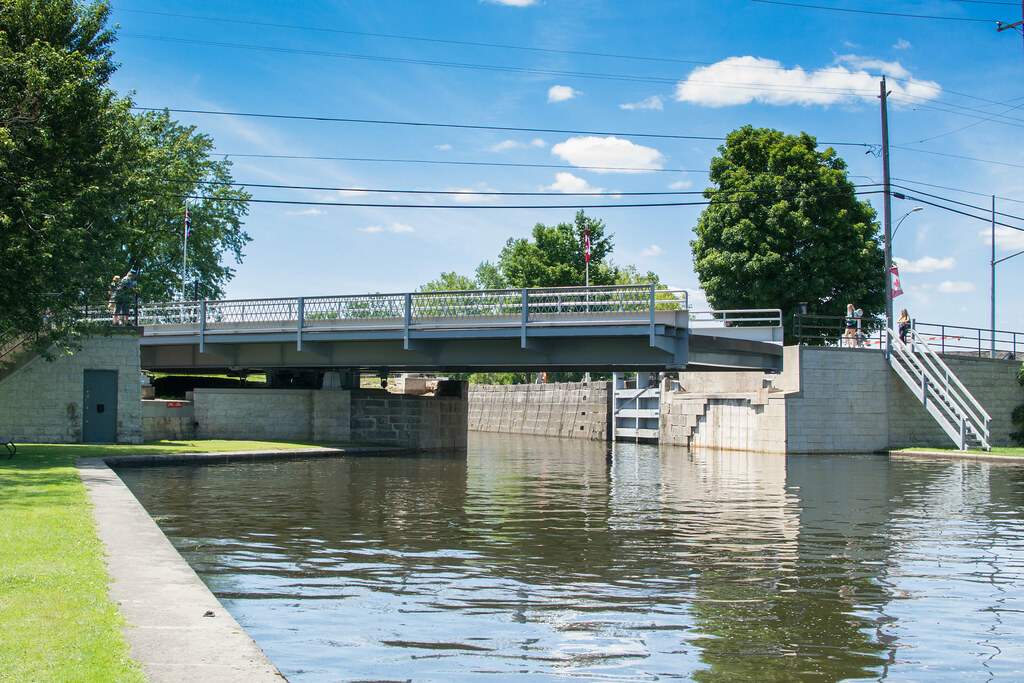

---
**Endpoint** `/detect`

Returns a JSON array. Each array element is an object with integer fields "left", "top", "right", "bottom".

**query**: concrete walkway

[
  {"left": 78, "top": 457, "right": 286, "bottom": 682},
  {"left": 890, "top": 449, "right": 1024, "bottom": 464}
]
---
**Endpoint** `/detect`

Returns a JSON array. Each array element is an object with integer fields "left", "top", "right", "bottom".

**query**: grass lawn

[
  {"left": 0, "top": 439, "right": 338, "bottom": 681},
  {"left": 896, "top": 446, "right": 1024, "bottom": 457}
]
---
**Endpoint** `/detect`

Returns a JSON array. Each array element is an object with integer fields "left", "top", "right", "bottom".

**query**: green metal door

[{"left": 83, "top": 369, "right": 118, "bottom": 443}]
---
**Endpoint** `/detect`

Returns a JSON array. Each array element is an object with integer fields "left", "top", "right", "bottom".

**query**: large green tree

[
  {"left": 0, "top": 0, "right": 134, "bottom": 347},
  {"left": 117, "top": 110, "right": 251, "bottom": 302},
  {"left": 691, "top": 125, "right": 884, "bottom": 340},
  {"left": 498, "top": 210, "right": 615, "bottom": 288}
]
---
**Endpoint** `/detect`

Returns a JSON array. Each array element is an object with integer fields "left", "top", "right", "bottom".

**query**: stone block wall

[
  {"left": 142, "top": 399, "right": 196, "bottom": 441},
  {"left": 783, "top": 346, "right": 891, "bottom": 453},
  {"left": 192, "top": 388, "right": 351, "bottom": 442},
  {"left": 0, "top": 333, "right": 142, "bottom": 444},
  {"left": 351, "top": 382, "right": 467, "bottom": 450},
  {"left": 468, "top": 382, "right": 611, "bottom": 441},
  {"left": 661, "top": 393, "right": 788, "bottom": 453}
]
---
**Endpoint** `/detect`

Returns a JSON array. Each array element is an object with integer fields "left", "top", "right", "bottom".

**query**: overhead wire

[{"left": 746, "top": 0, "right": 1001, "bottom": 23}]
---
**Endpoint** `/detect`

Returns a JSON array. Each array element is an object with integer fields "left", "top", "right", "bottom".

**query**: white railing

[
  {"left": 102, "top": 285, "right": 689, "bottom": 333},
  {"left": 887, "top": 327, "right": 991, "bottom": 451}
]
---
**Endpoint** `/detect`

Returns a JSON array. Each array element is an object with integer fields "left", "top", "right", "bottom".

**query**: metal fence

[
  {"left": 85, "top": 285, "right": 689, "bottom": 332},
  {"left": 794, "top": 314, "right": 1022, "bottom": 359},
  {"left": 793, "top": 313, "right": 888, "bottom": 348}
]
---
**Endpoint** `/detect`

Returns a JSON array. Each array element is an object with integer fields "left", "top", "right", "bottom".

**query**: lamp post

[
  {"left": 891, "top": 206, "right": 923, "bottom": 240},
  {"left": 886, "top": 206, "right": 923, "bottom": 339}
]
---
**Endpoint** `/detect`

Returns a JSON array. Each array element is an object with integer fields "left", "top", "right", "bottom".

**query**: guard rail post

[
  {"left": 404, "top": 293, "right": 412, "bottom": 349},
  {"left": 520, "top": 289, "right": 529, "bottom": 349},
  {"left": 199, "top": 300, "right": 207, "bottom": 352},
  {"left": 297, "top": 297, "right": 304, "bottom": 350},
  {"left": 649, "top": 284, "right": 656, "bottom": 347}
]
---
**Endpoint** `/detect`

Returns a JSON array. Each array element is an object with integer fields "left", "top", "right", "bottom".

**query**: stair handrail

[{"left": 888, "top": 328, "right": 990, "bottom": 449}]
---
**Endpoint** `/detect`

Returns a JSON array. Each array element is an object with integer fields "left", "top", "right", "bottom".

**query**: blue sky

[{"left": 108, "top": 0, "right": 1024, "bottom": 334}]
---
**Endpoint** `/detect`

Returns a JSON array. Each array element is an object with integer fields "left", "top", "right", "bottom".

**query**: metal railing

[
  {"left": 691, "top": 309, "right": 783, "bottom": 328},
  {"left": 794, "top": 314, "right": 1022, "bottom": 359},
  {"left": 887, "top": 327, "right": 991, "bottom": 451},
  {"left": 86, "top": 285, "right": 689, "bottom": 333},
  {"left": 793, "top": 313, "right": 887, "bottom": 348},
  {"left": 911, "top": 321, "right": 1022, "bottom": 359}
]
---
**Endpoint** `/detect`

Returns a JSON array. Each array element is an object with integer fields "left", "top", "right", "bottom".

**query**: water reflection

[{"left": 116, "top": 435, "right": 1024, "bottom": 682}]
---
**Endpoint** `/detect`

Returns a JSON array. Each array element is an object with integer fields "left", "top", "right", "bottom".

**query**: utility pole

[
  {"left": 997, "top": 1, "right": 1024, "bottom": 59},
  {"left": 991, "top": 195, "right": 996, "bottom": 359},
  {"left": 879, "top": 78, "right": 894, "bottom": 333}
]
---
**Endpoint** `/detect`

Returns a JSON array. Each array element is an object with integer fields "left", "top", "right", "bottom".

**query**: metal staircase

[{"left": 887, "top": 327, "right": 990, "bottom": 451}]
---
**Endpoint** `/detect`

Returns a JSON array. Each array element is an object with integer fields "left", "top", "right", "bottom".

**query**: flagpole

[{"left": 181, "top": 202, "right": 188, "bottom": 302}]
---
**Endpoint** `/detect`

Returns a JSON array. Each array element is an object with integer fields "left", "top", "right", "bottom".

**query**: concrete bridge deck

[{"left": 119, "top": 286, "right": 783, "bottom": 374}]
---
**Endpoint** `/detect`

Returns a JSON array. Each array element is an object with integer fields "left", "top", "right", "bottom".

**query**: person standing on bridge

[
  {"left": 897, "top": 308, "right": 911, "bottom": 344},
  {"left": 843, "top": 304, "right": 858, "bottom": 347}
]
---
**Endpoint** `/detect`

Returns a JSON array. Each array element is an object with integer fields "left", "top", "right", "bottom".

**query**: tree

[
  {"left": 497, "top": 210, "right": 615, "bottom": 288},
  {"left": 418, "top": 271, "right": 477, "bottom": 293},
  {"left": 691, "top": 125, "right": 884, "bottom": 342},
  {"left": 117, "top": 110, "right": 251, "bottom": 302},
  {"left": 0, "top": 0, "right": 135, "bottom": 348},
  {"left": 1012, "top": 362, "right": 1024, "bottom": 446}
]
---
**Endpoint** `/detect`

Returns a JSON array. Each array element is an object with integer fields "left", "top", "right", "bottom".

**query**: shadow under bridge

[{"left": 136, "top": 286, "right": 783, "bottom": 375}]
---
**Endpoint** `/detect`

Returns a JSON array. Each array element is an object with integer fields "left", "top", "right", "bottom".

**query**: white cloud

[
  {"left": 488, "top": 138, "right": 546, "bottom": 152},
  {"left": 894, "top": 255, "right": 955, "bottom": 273},
  {"left": 551, "top": 136, "right": 665, "bottom": 173},
  {"left": 435, "top": 143, "right": 452, "bottom": 151},
  {"left": 937, "top": 281, "right": 976, "bottom": 294},
  {"left": 641, "top": 245, "right": 664, "bottom": 257},
  {"left": 674, "top": 55, "right": 941, "bottom": 108},
  {"left": 668, "top": 179, "right": 693, "bottom": 190},
  {"left": 980, "top": 226, "right": 1024, "bottom": 251},
  {"left": 548, "top": 85, "right": 579, "bottom": 103},
  {"left": 482, "top": 0, "right": 536, "bottom": 5},
  {"left": 361, "top": 222, "right": 415, "bottom": 234},
  {"left": 620, "top": 95, "right": 664, "bottom": 111},
  {"left": 893, "top": 38, "right": 911, "bottom": 50},
  {"left": 542, "top": 172, "right": 604, "bottom": 194},
  {"left": 286, "top": 208, "right": 327, "bottom": 216},
  {"left": 488, "top": 139, "right": 522, "bottom": 152}
]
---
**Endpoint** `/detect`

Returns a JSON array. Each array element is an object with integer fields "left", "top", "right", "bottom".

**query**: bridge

[{"left": 125, "top": 286, "right": 783, "bottom": 380}]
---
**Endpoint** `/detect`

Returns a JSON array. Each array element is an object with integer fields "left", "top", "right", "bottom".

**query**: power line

[
  {"left": 174, "top": 188, "right": 883, "bottom": 210},
  {"left": 181, "top": 178, "right": 884, "bottom": 197},
  {"left": 220, "top": 153, "right": 709, "bottom": 175},
  {"left": 134, "top": 106, "right": 871, "bottom": 148},
  {"left": 892, "top": 177, "right": 1024, "bottom": 206},
  {"left": 747, "top": 0, "right": 999, "bottom": 23},
  {"left": 891, "top": 145, "right": 1024, "bottom": 170},
  {"left": 892, "top": 183, "right": 1024, "bottom": 222}
]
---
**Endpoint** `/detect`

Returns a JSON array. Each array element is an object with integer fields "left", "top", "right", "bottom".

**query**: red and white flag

[
  {"left": 584, "top": 228, "right": 591, "bottom": 263},
  {"left": 184, "top": 203, "right": 192, "bottom": 239},
  {"left": 890, "top": 265, "right": 903, "bottom": 299}
]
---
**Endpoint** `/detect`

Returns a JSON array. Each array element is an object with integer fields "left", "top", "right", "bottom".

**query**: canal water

[{"left": 116, "top": 433, "right": 1024, "bottom": 682}]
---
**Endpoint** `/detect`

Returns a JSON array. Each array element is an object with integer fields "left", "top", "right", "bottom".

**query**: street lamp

[{"left": 892, "top": 206, "right": 923, "bottom": 239}]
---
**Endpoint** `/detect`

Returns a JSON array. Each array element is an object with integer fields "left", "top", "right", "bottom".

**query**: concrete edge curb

[
  {"left": 76, "top": 446, "right": 415, "bottom": 682},
  {"left": 889, "top": 449, "right": 1024, "bottom": 465}
]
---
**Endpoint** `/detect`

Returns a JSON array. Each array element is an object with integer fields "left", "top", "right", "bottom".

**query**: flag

[
  {"left": 184, "top": 204, "right": 192, "bottom": 239},
  {"left": 584, "top": 228, "right": 591, "bottom": 263},
  {"left": 890, "top": 265, "right": 903, "bottom": 299}
]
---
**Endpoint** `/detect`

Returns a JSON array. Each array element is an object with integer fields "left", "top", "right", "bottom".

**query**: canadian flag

[
  {"left": 584, "top": 228, "right": 591, "bottom": 263},
  {"left": 890, "top": 265, "right": 903, "bottom": 299}
]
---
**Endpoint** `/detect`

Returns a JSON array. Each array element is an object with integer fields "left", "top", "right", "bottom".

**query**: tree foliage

[
  {"left": 497, "top": 210, "right": 615, "bottom": 288},
  {"left": 0, "top": 0, "right": 133, "bottom": 346},
  {"left": 0, "top": 1, "right": 251, "bottom": 352},
  {"left": 117, "top": 110, "right": 251, "bottom": 302},
  {"left": 1012, "top": 361, "right": 1024, "bottom": 446},
  {"left": 691, "top": 125, "right": 884, "bottom": 341}
]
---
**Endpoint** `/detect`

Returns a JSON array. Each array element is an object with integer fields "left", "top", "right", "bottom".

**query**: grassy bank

[{"left": 0, "top": 440, "right": 328, "bottom": 680}]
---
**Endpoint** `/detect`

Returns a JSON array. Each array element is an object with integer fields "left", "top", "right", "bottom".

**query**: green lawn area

[
  {"left": 896, "top": 446, "right": 1024, "bottom": 457},
  {"left": 0, "top": 439, "right": 337, "bottom": 681}
]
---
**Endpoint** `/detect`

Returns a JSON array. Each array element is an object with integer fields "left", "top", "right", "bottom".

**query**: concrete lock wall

[
  {"left": 189, "top": 388, "right": 353, "bottom": 442},
  {"left": 350, "top": 383, "right": 469, "bottom": 450},
  {"left": 468, "top": 382, "right": 611, "bottom": 441},
  {"left": 0, "top": 334, "right": 143, "bottom": 444},
  {"left": 662, "top": 346, "right": 1024, "bottom": 454}
]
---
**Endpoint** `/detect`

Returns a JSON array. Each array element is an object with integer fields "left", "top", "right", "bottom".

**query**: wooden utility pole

[
  {"left": 997, "top": 1, "right": 1024, "bottom": 58},
  {"left": 879, "top": 78, "right": 894, "bottom": 332}
]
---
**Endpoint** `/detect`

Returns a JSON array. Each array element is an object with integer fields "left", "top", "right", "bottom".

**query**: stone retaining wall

[
  {"left": 468, "top": 382, "right": 611, "bottom": 441},
  {"left": 0, "top": 333, "right": 142, "bottom": 444},
  {"left": 351, "top": 384, "right": 468, "bottom": 450}
]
